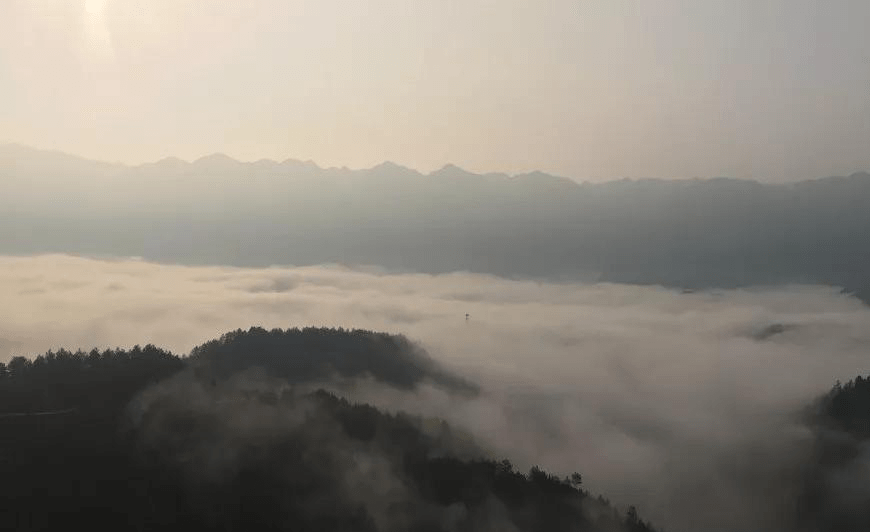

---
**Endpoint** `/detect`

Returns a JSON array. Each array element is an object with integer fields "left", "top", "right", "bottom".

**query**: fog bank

[{"left": 2, "top": 254, "right": 869, "bottom": 531}]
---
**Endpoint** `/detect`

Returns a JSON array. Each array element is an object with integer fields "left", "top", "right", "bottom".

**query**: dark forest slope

[
  {"left": 0, "top": 328, "right": 655, "bottom": 532},
  {"left": 797, "top": 376, "right": 870, "bottom": 532},
  {"left": 189, "top": 327, "right": 477, "bottom": 393}
]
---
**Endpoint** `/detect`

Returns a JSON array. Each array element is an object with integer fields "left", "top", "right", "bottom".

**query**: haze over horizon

[
  {"left": 3, "top": 0, "right": 869, "bottom": 182},
  {"left": 4, "top": 3, "right": 870, "bottom": 532}
]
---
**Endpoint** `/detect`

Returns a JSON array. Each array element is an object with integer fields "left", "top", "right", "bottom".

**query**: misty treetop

[
  {"left": 189, "top": 326, "right": 477, "bottom": 393},
  {"left": 813, "top": 376, "right": 870, "bottom": 438},
  {"left": 0, "top": 344, "right": 182, "bottom": 415},
  {"left": 793, "top": 374, "right": 870, "bottom": 532}
]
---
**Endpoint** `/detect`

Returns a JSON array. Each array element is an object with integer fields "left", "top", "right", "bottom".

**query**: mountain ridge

[
  {"left": 3, "top": 142, "right": 870, "bottom": 305},
  {"left": 3, "top": 143, "right": 867, "bottom": 187}
]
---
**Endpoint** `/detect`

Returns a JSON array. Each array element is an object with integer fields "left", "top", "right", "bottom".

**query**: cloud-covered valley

[{"left": 2, "top": 254, "right": 869, "bottom": 531}]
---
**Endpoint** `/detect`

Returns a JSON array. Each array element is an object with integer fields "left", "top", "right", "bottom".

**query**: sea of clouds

[{"left": 2, "top": 254, "right": 869, "bottom": 532}]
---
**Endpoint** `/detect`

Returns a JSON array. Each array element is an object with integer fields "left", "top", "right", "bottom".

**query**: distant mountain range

[{"left": 2, "top": 143, "right": 869, "bottom": 302}]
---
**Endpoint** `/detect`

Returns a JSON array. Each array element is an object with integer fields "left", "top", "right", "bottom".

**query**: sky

[
  {"left": 1, "top": 0, "right": 868, "bottom": 182},
  {"left": 2, "top": 254, "right": 870, "bottom": 530}
]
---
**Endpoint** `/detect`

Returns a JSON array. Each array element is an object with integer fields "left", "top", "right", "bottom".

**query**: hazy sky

[{"left": 1, "top": 0, "right": 868, "bottom": 181}]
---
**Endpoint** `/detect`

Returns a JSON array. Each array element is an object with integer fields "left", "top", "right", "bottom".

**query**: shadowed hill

[
  {"left": 3, "top": 328, "right": 870, "bottom": 530},
  {"left": 0, "top": 336, "right": 655, "bottom": 532},
  {"left": 189, "top": 327, "right": 478, "bottom": 394}
]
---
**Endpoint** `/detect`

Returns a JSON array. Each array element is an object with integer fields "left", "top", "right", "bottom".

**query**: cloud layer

[{"left": 2, "top": 254, "right": 869, "bottom": 531}]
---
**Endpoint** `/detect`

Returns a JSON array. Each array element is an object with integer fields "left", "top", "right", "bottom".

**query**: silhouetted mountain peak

[
  {"left": 280, "top": 158, "right": 321, "bottom": 171},
  {"left": 366, "top": 161, "right": 421, "bottom": 179},
  {"left": 192, "top": 153, "right": 241, "bottom": 169},
  {"left": 371, "top": 160, "right": 408, "bottom": 171},
  {"left": 430, "top": 163, "right": 477, "bottom": 179},
  {"left": 157, "top": 155, "right": 186, "bottom": 164},
  {"left": 0, "top": 143, "right": 124, "bottom": 174},
  {"left": 145, "top": 156, "right": 188, "bottom": 170}
]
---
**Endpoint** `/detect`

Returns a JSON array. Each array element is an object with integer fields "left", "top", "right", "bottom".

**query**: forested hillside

[
  {"left": 797, "top": 376, "right": 870, "bottom": 531},
  {"left": 0, "top": 328, "right": 655, "bottom": 532}
]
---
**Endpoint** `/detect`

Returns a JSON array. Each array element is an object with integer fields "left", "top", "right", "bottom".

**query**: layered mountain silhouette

[{"left": 2, "top": 144, "right": 869, "bottom": 302}]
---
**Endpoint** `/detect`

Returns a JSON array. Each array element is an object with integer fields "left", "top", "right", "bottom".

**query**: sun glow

[
  {"left": 82, "top": 0, "right": 113, "bottom": 59},
  {"left": 85, "top": 0, "right": 106, "bottom": 17}
]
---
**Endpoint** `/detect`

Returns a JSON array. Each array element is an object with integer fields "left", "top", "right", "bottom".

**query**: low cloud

[{"left": 2, "top": 254, "right": 869, "bottom": 531}]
